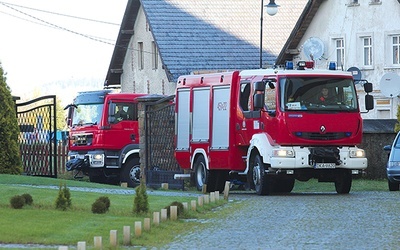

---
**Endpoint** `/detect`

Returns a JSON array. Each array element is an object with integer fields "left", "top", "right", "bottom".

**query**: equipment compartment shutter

[
  {"left": 176, "top": 90, "right": 190, "bottom": 150},
  {"left": 211, "top": 86, "right": 230, "bottom": 149},
  {"left": 192, "top": 88, "right": 210, "bottom": 142}
]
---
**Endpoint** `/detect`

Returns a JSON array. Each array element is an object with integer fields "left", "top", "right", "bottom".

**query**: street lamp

[{"left": 260, "top": 0, "right": 279, "bottom": 68}]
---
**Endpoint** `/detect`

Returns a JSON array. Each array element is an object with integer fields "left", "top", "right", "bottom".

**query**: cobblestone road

[{"left": 165, "top": 190, "right": 400, "bottom": 250}]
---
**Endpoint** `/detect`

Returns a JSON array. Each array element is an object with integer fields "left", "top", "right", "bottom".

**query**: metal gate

[
  {"left": 16, "top": 95, "right": 57, "bottom": 177},
  {"left": 144, "top": 96, "right": 183, "bottom": 189}
]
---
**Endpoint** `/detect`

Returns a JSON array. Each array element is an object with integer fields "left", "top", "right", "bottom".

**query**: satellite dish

[
  {"left": 380, "top": 73, "right": 400, "bottom": 98},
  {"left": 303, "top": 37, "right": 325, "bottom": 60},
  {"left": 347, "top": 66, "right": 362, "bottom": 82}
]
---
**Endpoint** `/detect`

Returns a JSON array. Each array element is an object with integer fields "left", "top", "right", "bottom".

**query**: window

[
  {"left": 152, "top": 41, "right": 158, "bottom": 69},
  {"left": 335, "top": 39, "right": 345, "bottom": 69},
  {"left": 138, "top": 42, "right": 144, "bottom": 70},
  {"left": 392, "top": 35, "right": 400, "bottom": 65},
  {"left": 362, "top": 37, "right": 373, "bottom": 66}
]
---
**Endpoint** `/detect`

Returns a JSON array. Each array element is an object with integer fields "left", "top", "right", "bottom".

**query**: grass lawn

[{"left": 0, "top": 174, "right": 231, "bottom": 248}]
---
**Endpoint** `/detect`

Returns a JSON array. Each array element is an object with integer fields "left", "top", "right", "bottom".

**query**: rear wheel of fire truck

[
  {"left": 194, "top": 155, "right": 215, "bottom": 192},
  {"left": 334, "top": 169, "right": 352, "bottom": 194},
  {"left": 248, "top": 153, "right": 273, "bottom": 195},
  {"left": 121, "top": 157, "right": 141, "bottom": 188}
]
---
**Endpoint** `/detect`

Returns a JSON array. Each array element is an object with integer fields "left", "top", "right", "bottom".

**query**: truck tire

[
  {"left": 388, "top": 179, "right": 399, "bottom": 191},
  {"left": 249, "top": 154, "right": 273, "bottom": 195},
  {"left": 275, "top": 178, "right": 295, "bottom": 193},
  {"left": 335, "top": 169, "right": 352, "bottom": 194},
  {"left": 121, "top": 157, "right": 141, "bottom": 188},
  {"left": 194, "top": 155, "right": 216, "bottom": 192}
]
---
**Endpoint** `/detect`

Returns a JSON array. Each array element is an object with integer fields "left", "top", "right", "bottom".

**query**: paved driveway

[{"left": 165, "top": 191, "right": 400, "bottom": 250}]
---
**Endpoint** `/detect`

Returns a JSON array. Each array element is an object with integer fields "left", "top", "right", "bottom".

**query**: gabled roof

[
  {"left": 276, "top": 0, "right": 324, "bottom": 65},
  {"left": 105, "top": 0, "right": 308, "bottom": 87}
]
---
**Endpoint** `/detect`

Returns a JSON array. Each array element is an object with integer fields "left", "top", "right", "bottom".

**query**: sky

[{"left": 0, "top": 0, "right": 127, "bottom": 103}]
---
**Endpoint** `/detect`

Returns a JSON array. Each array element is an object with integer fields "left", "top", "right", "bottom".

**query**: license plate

[{"left": 314, "top": 163, "right": 336, "bottom": 169}]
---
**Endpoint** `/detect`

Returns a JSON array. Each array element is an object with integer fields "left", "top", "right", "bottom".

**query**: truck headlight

[
  {"left": 89, "top": 154, "right": 104, "bottom": 166},
  {"left": 273, "top": 149, "right": 295, "bottom": 158},
  {"left": 349, "top": 148, "right": 365, "bottom": 158}
]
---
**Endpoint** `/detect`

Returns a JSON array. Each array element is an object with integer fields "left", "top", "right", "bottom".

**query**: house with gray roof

[
  {"left": 276, "top": 0, "right": 400, "bottom": 121},
  {"left": 104, "top": 0, "right": 308, "bottom": 95}
]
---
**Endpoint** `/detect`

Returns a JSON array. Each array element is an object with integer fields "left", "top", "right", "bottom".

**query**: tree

[
  {"left": 395, "top": 105, "right": 400, "bottom": 133},
  {"left": 0, "top": 62, "right": 22, "bottom": 174}
]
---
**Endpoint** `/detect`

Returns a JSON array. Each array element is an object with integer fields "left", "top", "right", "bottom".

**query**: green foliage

[
  {"left": 55, "top": 97, "right": 66, "bottom": 130},
  {"left": 21, "top": 193, "right": 33, "bottom": 205},
  {"left": 91, "top": 196, "right": 110, "bottom": 214},
  {"left": 55, "top": 182, "right": 72, "bottom": 211},
  {"left": 395, "top": 105, "right": 400, "bottom": 133},
  {"left": 133, "top": 183, "right": 149, "bottom": 214},
  {"left": 0, "top": 62, "right": 22, "bottom": 174},
  {"left": 164, "top": 201, "right": 185, "bottom": 217},
  {"left": 10, "top": 195, "right": 25, "bottom": 209}
]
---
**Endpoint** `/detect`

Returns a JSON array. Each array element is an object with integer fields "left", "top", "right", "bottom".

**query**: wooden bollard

[
  {"left": 58, "top": 246, "right": 68, "bottom": 250},
  {"left": 198, "top": 195, "right": 204, "bottom": 207},
  {"left": 210, "top": 192, "right": 215, "bottom": 203},
  {"left": 110, "top": 230, "right": 117, "bottom": 247},
  {"left": 123, "top": 226, "right": 131, "bottom": 245},
  {"left": 204, "top": 194, "right": 210, "bottom": 204},
  {"left": 93, "top": 236, "right": 102, "bottom": 249},
  {"left": 224, "top": 181, "right": 230, "bottom": 200},
  {"left": 144, "top": 218, "right": 151, "bottom": 231},
  {"left": 161, "top": 208, "right": 167, "bottom": 221},
  {"left": 135, "top": 221, "right": 142, "bottom": 237},
  {"left": 161, "top": 183, "right": 169, "bottom": 190},
  {"left": 215, "top": 191, "right": 220, "bottom": 201},
  {"left": 202, "top": 184, "right": 207, "bottom": 194},
  {"left": 121, "top": 182, "right": 128, "bottom": 188},
  {"left": 191, "top": 200, "right": 197, "bottom": 211},
  {"left": 77, "top": 241, "right": 86, "bottom": 250},
  {"left": 170, "top": 206, "right": 178, "bottom": 221},
  {"left": 153, "top": 211, "right": 160, "bottom": 226},
  {"left": 182, "top": 202, "right": 188, "bottom": 211}
]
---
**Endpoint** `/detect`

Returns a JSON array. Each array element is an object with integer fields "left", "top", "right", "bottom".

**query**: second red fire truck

[{"left": 174, "top": 61, "right": 374, "bottom": 195}]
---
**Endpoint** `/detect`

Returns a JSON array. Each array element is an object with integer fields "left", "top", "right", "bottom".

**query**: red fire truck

[
  {"left": 174, "top": 61, "right": 374, "bottom": 195},
  {"left": 65, "top": 90, "right": 147, "bottom": 187}
]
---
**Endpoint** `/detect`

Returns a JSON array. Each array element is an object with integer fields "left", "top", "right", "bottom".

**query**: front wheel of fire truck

[
  {"left": 248, "top": 153, "right": 273, "bottom": 195},
  {"left": 334, "top": 169, "right": 352, "bottom": 194},
  {"left": 121, "top": 157, "right": 141, "bottom": 188}
]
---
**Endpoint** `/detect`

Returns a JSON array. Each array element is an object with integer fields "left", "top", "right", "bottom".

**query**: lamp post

[{"left": 260, "top": 0, "right": 279, "bottom": 68}]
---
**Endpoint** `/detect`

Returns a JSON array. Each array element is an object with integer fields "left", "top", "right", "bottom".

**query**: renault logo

[{"left": 320, "top": 125, "right": 326, "bottom": 134}]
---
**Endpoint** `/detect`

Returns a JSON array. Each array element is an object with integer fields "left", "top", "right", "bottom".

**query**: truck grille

[
  {"left": 295, "top": 132, "right": 347, "bottom": 141},
  {"left": 73, "top": 134, "right": 93, "bottom": 146}
]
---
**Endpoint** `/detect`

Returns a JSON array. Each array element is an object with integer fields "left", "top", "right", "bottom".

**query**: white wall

[
  {"left": 295, "top": 0, "right": 400, "bottom": 119},
  {"left": 121, "top": 6, "right": 176, "bottom": 96}
]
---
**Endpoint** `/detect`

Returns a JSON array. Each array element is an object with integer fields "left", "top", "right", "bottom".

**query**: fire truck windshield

[
  {"left": 280, "top": 76, "right": 358, "bottom": 112},
  {"left": 72, "top": 103, "right": 103, "bottom": 126}
]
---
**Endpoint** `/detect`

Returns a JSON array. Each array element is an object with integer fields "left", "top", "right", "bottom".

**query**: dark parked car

[{"left": 384, "top": 132, "right": 400, "bottom": 191}]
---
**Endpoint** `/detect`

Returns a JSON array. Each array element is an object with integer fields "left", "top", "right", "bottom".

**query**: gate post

[{"left": 137, "top": 95, "right": 171, "bottom": 186}]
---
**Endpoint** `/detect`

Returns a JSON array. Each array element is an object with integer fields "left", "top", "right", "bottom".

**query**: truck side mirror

[
  {"left": 364, "top": 82, "right": 373, "bottom": 93},
  {"left": 254, "top": 81, "right": 266, "bottom": 91},
  {"left": 365, "top": 94, "right": 374, "bottom": 111},
  {"left": 108, "top": 103, "right": 117, "bottom": 124}
]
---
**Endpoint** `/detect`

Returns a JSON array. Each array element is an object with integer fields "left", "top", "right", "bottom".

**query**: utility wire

[
  {"left": 0, "top": 1, "right": 120, "bottom": 26},
  {"left": 0, "top": 2, "right": 117, "bottom": 46}
]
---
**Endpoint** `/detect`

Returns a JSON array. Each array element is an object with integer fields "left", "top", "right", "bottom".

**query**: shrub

[
  {"left": 21, "top": 193, "right": 33, "bottom": 205},
  {"left": 10, "top": 195, "right": 25, "bottom": 209},
  {"left": 133, "top": 183, "right": 149, "bottom": 214},
  {"left": 97, "top": 196, "right": 110, "bottom": 210},
  {"left": 0, "top": 62, "right": 22, "bottom": 174},
  {"left": 55, "top": 182, "right": 72, "bottom": 211},
  {"left": 164, "top": 201, "right": 185, "bottom": 217},
  {"left": 91, "top": 196, "right": 110, "bottom": 214},
  {"left": 91, "top": 199, "right": 108, "bottom": 214}
]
